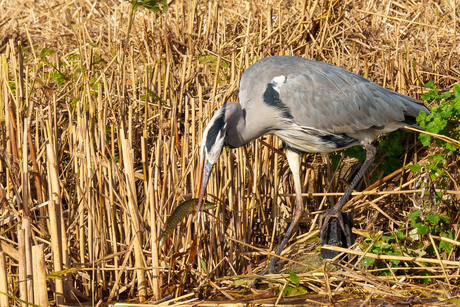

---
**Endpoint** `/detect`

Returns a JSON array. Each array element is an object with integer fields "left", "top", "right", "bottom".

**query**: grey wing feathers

[{"left": 242, "top": 57, "right": 429, "bottom": 135}]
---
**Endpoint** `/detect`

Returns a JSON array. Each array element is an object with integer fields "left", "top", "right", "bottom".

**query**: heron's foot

[
  {"left": 249, "top": 261, "right": 278, "bottom": 288},
  {"left": 319, "top": 206, "right": 348, "bottom": 245}
]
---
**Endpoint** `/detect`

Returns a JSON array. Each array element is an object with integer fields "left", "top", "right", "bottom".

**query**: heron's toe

[{"left": 320, "top": 211, "right": 355, "bottom": 259}]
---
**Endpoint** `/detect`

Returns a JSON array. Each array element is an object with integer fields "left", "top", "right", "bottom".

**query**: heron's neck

[{"left": 224, "top": 102, "right": 261, "bottom": 148}]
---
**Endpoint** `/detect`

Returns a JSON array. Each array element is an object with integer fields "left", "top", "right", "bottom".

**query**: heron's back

[{"left": 238, "top": 56, "right": 429, "bottom": 145}]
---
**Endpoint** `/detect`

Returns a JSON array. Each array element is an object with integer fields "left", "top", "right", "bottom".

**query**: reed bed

[{"left": 0, "top": 0, "right": 459, "bottom": 305}]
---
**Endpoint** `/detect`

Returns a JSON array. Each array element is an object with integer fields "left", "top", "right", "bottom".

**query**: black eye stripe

[{"left": 206, "top": 109, "right": 226, "bottom": 152}]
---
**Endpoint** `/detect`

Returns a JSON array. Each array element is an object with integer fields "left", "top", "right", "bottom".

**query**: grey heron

[{"left": 195, "top": 56, "right": 429, "bottom": 276}]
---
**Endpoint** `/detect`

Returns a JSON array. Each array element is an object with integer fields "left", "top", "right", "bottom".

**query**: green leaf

[
  {"left": 288, "top": 269, "right": 300, "bottom": 287},
  {"left": 453, "top": 83, "right": 460, "bottom": 94},
  {"left": 426, "top": 214, "right": 441, "bottom": 225},
  {"left": 389, "top": 259, "right": 401, "bottom": 266},
  {"left": 9, "top": 82, "right": 16, "bottom": 95},
  {"left": 395, "top": 231, "right": 405, "bottom": 240},
  {"left": 382, "top": 235, "right": 394, "bottom": 243},
  {"left": 417, "top": 225, "right": 430, "bottom": 235},
  {"left": 39, "top": 47, "right": 56, "bottom": 57},
  {"left": 330, "top": 152, "right": 342, "bottom": 171},
  {"left": 445, "top": 143, "right": 457, "bottom": 153},
  {"left": 407, "top": 164, "right": 422, "bottom": 172},
  {"left": 200, "top": 257, "right": 207, "bottom": 274},
  {"left": 283, "top": 285, "right": 295, "bottom": 296},
  {"left": 437, "top": 91, "right": 452, "bottom": 99},
  {"left": 234, "top": 279, "right": 246, "bottom": 286},
  {"left": 417, "top": 110, "right": 427, "bottom": 121},
  {"left": 133, "top": 0, "right": 168, "bottom": 13},
  {"left": 430, "top": 155, "right": 444, "bottom": 163},
  {"left": 424, "top": 80, "right": 435, "bottom": 88},
  {"left": 343, "top": 145, "right": 367, "bottom": 162},
  {"left": 440, "top": 216, "right": 451, "bottom": 224},
  {"left": 453, "top": 96, "right": 460, "bottom": 110},
  {"left": 408, "top": 210, "right": 421, "bottom": 219},
  {"left": 422, "top": 89, "right": 438, "bottom": 101},
  {"left": 439, "top": 240, "right": 453, "bottom": 254},
  {"left": 419, "top": 133, "right": 431, "bottom": 146},
  {"left": 363, "top": 256, "right": 375, "bottom": 266},
  {"left": 0, "top": 291, "right": 42, "bottom": 307},
  {"left": 92, "top": 57, "right": 107, "bottom": 65}
]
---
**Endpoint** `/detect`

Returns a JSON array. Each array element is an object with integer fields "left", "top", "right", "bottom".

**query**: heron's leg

[
  {"left": 251, "top": 149, "right": 304, "bottom": 284},
  {"left": 319, "top": 143, "right": 376, "bottom": 244}
]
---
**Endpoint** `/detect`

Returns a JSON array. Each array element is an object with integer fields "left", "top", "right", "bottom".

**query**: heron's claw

[{"left": 319, "top": 206, "right": 348, "bottom": 245}]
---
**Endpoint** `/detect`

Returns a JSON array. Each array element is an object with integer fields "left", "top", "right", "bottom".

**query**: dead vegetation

[{"left": 0, "top": 0, "right": 459, "bottom": 305}]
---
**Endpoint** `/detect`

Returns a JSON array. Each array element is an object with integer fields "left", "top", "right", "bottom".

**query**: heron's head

[{"left": 196, "top": 105, "right": 227, "bottom": 217}]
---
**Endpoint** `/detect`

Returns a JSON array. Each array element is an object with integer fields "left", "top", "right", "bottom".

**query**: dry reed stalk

[
  {"left": 22, "top": 218, "right": 33, "bottom": 301},
  {"left": 32, "top": 245, "right": 48, "bottom": 307},
  {"left": 17, "top": 228, "right": 27, "bottom": 306},
  {"left": 46, "top": 144, "right": 64, "bottom": 304},
  {"left": 0, "top": 251, "right": 8, "bottom": 306},
  {"left": 121, "top": 136, "right": 147, "bottom": 301},
  {"left": 148, "top": 167, "right": 161, "bottom": 301},
  {"left": 428, "top": 234, "right": 452, "bottom": 290},
  {"left": 0, "top": 240, "right": 18, "bottom": 262}
]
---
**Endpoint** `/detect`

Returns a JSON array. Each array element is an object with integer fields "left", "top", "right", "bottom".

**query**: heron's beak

[{"left": 195, "top": 156, "right": 214, "bottom": 224}]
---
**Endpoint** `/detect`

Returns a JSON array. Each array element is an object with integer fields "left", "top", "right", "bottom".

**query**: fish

[{"left": 157, "top": 198, "right": 215, "bottom": 246}]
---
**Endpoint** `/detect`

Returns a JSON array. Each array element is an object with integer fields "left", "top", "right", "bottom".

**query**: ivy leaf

[
  {"left": 417, "top": 110, "right": 427, "bottom": 122},
  {"left": 430, "top": 155, "right": 444, "bottom": 163},
  {"left": 445, "top": 143, "right": 457, "bottom": 153},
  {"left": 453, "top": 96, "right": 460, "bottom": 110},
  {"left": 343, "top": 145, "right": 367, "bottom": 162},
  {"left": 439, "top": 240, "right": 453, "bottom": 254},
  {"left": 408, "top": 210, "right": 421, "bottom": 219},
  {"left": 363, "top": 257, "right": 375, "bottom": 266},
  {"left": 426, "top": 214, "right": 441, "bottom": 225},
  {"left": 424, "top": 80, "right": 435, "bottom": 88},
  {"left": 395, "top": 231, "right": 405, "bottom": 240},
  {"left": 440, "top": 216, "right": 451, "bottom": 224},
  {"left": 411, "top": 218, "right": 422, "bottom": 228},
  {"left": 453, "top": 84, "right": 460, "bottom": 97},
  {"left": 437, "top": 91, "right": 452, "bottom": 99},
  {"left": 419, "top": 133, "right": 431, "bottom": 146},
  {"left": 417, "top": 225, "right": 430, "bottom": 235},
  {"left": 407, "top": 164, "right": 421, "bottom": 172},
  {"left": 422, "top": 89, "right": 438, "bottom": 101}
]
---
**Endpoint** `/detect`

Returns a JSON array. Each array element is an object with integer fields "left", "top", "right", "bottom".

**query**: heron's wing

[{"left": 273, "top": 69, "right": 426, "bottom": 135}]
